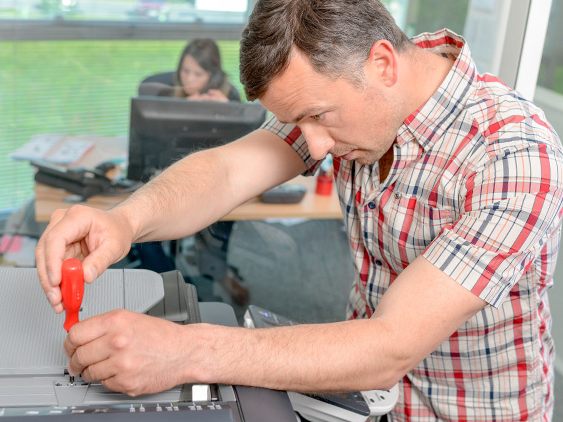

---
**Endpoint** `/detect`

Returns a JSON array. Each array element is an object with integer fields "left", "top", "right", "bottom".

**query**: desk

[
  {"left": 32, "top": 135, "right": 342, "bottom": 223},
  {"left": 35, "top": 176, "right": 342, "bottom": 223}
]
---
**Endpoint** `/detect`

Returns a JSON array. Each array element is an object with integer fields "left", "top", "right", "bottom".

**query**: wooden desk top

[{"left": 35, "top": 175, "right": 342, "bottom": 223}]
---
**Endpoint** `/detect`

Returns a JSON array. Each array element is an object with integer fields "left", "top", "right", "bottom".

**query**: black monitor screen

[{"left": 127, "top": 96, "right": 267, "bottom": 182}]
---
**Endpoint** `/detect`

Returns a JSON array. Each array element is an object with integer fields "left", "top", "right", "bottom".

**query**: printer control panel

[{"left": 0, "top": 402, "right": 236, "bottom": 418}]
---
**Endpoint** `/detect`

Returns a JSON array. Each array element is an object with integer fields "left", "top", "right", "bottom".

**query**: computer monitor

[{"left": 127, "top": 96, "right": 267, "bottom": 182}]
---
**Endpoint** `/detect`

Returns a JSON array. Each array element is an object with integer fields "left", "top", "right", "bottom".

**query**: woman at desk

[
  {"left": 174, "top": 39, "right": 241, "bottom": 103},
  {"left": 137, "top": 39, "right": 248, "bottom": 305}
]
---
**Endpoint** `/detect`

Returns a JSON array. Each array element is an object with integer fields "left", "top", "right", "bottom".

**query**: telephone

[{"left": 31, "top": 160, "right": 140, "bottom": 199}]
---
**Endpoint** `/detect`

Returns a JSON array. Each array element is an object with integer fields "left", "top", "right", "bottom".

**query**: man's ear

[{"left": 366, "top": 40, "right": 399, "bottom": 87}]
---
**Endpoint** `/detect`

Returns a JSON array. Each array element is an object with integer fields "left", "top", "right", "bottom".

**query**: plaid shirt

[{"left": 262, "top": 29, "right": 563, "bottom": 421}]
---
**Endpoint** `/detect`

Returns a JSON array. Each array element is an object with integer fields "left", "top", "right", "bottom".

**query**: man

[{"left": 36, "top": 0, "right": 562, "bottom": 420}]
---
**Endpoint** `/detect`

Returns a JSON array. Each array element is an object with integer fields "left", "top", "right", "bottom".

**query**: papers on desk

[
  {"left": 10, "top": 134, "right": 94, "bottom": 165},
  {"left": 9, "top": 134, "right": 62, "bottom": 161}
]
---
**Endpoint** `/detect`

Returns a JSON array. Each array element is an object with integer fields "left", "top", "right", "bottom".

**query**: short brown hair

[{"left": 240, "top": 0, "right": 411, "bottom": 100}]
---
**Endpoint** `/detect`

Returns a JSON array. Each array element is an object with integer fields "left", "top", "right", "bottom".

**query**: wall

[{"left": 551, "top": 240, "right": 563, "bottom": 373}]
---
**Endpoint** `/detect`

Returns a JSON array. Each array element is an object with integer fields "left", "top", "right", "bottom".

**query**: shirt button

[
  {"left": 394, "top": 192, "right": 401, "bottom": 199},
  {"left": 368, "top": 202, "right": 376, "bottom": 209},
  {"left": 375, "top": 259, "right": 383, "bottom": 266}
]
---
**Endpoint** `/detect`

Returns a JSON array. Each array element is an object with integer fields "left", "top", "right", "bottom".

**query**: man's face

[{"left": 260, "top": 49, "right": 400, "bottom": 165}]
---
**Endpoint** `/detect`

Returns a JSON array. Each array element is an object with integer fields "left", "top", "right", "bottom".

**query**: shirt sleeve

[
  {"left": 423, "top": 141, "right": 563, "bottom": 307},
  {"left": 261, "top": 115, "right": 321, "bottom": 175}
]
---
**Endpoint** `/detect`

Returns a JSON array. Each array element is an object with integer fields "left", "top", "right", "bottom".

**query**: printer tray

[{"left": 0, "top": 269, "right": 295, "bottom": 422}]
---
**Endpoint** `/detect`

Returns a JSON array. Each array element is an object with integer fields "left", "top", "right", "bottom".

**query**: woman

[{"left": 174, "top": 38, "right": 241, "bottom": 103}]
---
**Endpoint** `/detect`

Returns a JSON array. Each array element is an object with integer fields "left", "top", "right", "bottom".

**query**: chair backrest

[
  {"left": 138, "top": 70, "right": 241, "bottom": 102},
  {"left": 138, "top": 71, "right": 176, "bottom": 96},
  {"left": 141, "top": 71, "right": 175, "bottom": 86}
]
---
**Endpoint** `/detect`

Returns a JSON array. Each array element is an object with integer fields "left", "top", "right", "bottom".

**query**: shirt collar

[{"left": 396, "top": 29, "right": 477, "bottom": 151}]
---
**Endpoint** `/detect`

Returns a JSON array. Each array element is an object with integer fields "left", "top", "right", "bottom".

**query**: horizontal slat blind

[{"left": 0, "top": 39, "right": 241, "bottom": 211}]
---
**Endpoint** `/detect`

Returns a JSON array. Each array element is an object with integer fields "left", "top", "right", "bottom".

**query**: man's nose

[{"left": 300, "top": 124, "right": 334, "bottom": 160}]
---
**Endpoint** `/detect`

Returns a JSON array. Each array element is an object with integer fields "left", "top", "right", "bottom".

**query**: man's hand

[
  {"left": 65, "top": 310, "right": 193, "bottom": 396},
  {"left": 35, "top": 205, "right": 135, "bottom": 313}
]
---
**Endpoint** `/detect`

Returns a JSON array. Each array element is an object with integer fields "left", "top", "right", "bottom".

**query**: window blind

[{"left": 0, "top": 38, "right": 241, "bottom": 211}]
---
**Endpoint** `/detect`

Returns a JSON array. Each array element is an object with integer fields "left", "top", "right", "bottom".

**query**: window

[
  {"left": 0, "top": 1, "right": 540, "bottom": 212},
  {"left": 0, "top": 1, "right": 248, "bottom": 211},
  {"left": 535, "top": 0, "right": 563, "bottom": 136},
  {"left": 0, "top": 0, "right": 251, "bottom": 24},
  {"left": 384, "top": 0, "right": 528, "bottom": 80}
]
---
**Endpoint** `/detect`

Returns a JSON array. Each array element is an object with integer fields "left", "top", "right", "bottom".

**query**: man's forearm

[
  {"left": 182, "top": 320, "right": 406, "bottom": 393},
  {"left": 111, "top": 148, "right": 238, "bottom": 243},
  {"left": 110, "top": 130, "right": 306, "bottom": 243},
  {"left": 188, "top": 257, "right": 485, "bottom": 393}
]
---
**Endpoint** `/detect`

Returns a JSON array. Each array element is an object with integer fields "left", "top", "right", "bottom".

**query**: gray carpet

[{"left": 227, "top": 219, "right": 353, "bottom": 323}]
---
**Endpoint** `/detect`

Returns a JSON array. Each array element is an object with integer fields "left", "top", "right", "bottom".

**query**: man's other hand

[{"left": 65, "top": 310, "right": 195, "bottom": 396}]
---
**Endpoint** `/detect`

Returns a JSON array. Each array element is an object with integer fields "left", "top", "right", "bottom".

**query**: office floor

[
  {"left": 226, "top": 219, "right": 353, "bottom": 323},
  {"left": 223, "top": 219, "right": 562, "bottom": 418}
]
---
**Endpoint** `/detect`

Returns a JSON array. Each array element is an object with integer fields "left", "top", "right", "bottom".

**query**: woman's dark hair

[
  {"left": 175, "top": 38, "right": 228, "bottom": 95},
  {"left": 240, "top": 0, "right": 411, "bottom": 100}
]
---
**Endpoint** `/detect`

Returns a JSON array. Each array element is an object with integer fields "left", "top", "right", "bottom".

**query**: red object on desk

[
  {"left": 315, "top": 174, "right": 333, "bottom": 196},
  {"left": 60, "top": 258, "right": 84, "bottom": 332}
]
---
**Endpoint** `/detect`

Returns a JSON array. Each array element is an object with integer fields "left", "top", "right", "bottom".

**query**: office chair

[
  {"left": 124, "top": 72, "right": 179, "bottom": 273},
  {"left": 137, "top": 71, "right": 175, "bottom": 96},
  {"left": 132, "top": 71, "right": 246, "bottom": 304},
  {"left": 138, "top": 71, "right": 241, "bottom": 101},
  {"left": 141, "top": 71, "right": 175, "bottom": 86}
]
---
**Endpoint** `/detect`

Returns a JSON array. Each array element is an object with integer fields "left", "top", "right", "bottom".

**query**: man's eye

[{"left": 311, "top": 114, "right": 322, "bottom": 121}]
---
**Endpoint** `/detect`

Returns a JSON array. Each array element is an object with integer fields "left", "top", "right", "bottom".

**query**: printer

[{"left": 0, "top": 268, "right": 296, "bottom": 421}]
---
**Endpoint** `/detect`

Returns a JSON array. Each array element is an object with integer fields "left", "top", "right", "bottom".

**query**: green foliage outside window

[{"left": 0, "top": 40, "right": 242, "bottom": 210}]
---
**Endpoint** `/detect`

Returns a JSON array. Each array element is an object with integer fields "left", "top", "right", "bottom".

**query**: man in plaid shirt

[{"left": 37, "top": 0, "right": 562, "bottom": 420}]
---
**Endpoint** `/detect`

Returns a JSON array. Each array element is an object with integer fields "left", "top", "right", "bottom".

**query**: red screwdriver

[{"left": 60, "top": 258, "right": 85, "bottom": 332}]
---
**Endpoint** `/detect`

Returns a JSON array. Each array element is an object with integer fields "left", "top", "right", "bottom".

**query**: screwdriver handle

[{"left": 60, "top": 258, "right": 84, "bottom": 332}]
